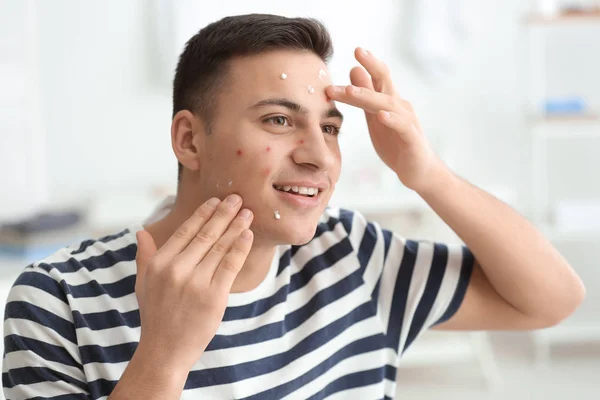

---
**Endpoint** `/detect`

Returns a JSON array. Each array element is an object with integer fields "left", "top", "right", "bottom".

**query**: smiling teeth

[{"left": 275, "top": 185, "right": 319, "bottom": 196}]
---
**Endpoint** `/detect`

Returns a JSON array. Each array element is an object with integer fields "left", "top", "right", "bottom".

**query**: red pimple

[
  {"left": 298, "top": 140, "right": 304, "bottom": 145},
  {"left": 266, "top": 146, "right": 271, "bottom": 152},
  {"left": 263, "top": 166, "right": 271, "bottom": 176},
  {"left": 236, "top": 149, "right": 243, "bottom": 156}
]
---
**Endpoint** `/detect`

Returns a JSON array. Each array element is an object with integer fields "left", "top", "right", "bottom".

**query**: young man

[{"left": 3, "top": 14, "right": 585, "bottom": 400}]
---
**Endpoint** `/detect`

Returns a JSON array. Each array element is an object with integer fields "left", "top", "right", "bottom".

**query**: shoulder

[{"left": 11, "top": 225, "right": 140, "bottom": 295}]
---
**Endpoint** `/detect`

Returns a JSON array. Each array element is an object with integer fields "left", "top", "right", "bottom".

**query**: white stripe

[
  {"left": 324, "top": 381, "right": 386, "bottom": 400},
  {"left": 76, "top": 325, "right": 140, "bottom": 347},
  {"left": 83, "top": 360, "right": 129, "bottom": 384},
  {"left": 68, "top": 292, "right": 138, "bottom": 315},
  {"left": 3, "top": 380, "right": 88, "bottom": 399},
  {"left": 397, "top": 241, "right": 435, "bottom": 352},
  {"left": 59, "top": 260, "right": 136, "bottom": 286},
  {"left": 2, "top": 350, "right": 86, "bottom": 383}
]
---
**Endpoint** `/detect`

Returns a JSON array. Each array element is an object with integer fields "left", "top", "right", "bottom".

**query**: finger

[
  {"left": 354, "top": 47, "right": 395, "bottom": 95},
  {"left": 349, "top": 66, "right": 380, "bottom": 128},
  {"left": 197, "top": 208, "right": 254, "bottom": 278},
  {"left": 156, "top": 197, "right": 221, "bottom": 263},
  {"left": 211, "top": 229, "right": 254, "bottom": 290},
  {"left": 349, "top": 66, "right": 374, "bottom": 91},
  {"left": 326, "top": 84, "right": 399, "bottom": 115},
  {"left": 135, "top": 229, "right": 157, "bottom": 296},
  {"left": 175, "top": 194, "right": 243, "bottom": 270},
  {"left": 377, "top": 110, "right": 421, "bottom": 143}
]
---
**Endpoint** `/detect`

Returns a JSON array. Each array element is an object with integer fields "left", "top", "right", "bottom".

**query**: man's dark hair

[{"left": 172, "top": 13, "right": 334, "bottom": 183}]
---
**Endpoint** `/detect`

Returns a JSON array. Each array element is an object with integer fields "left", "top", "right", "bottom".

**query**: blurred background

[{"left": 1, "top": 0, "right": 599, "bottom": 399}]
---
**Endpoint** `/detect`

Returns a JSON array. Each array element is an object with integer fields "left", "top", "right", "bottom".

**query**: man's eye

[
  {"left": 323, "top": 125, "right": 341, "bottom": 136},
  {"left": 265, "top": 116, "right": 290, "bottom": 127}
]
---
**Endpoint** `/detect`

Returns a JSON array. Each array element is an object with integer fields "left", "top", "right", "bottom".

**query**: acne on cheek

[
  {"left": 263, "top": 166, "right": 271, "bottom": 176},
  {"left": 298, "top": 140, "right": 304, "bottom": 145}
]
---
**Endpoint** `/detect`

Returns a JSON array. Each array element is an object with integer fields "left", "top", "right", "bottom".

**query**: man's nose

[{"left": 292, "top": 127, "right": 336, "bottom": 172}]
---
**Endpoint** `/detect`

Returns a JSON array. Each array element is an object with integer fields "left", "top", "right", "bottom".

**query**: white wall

[{"left": 3, "top": 0, "right": 599, "bottom": 217}]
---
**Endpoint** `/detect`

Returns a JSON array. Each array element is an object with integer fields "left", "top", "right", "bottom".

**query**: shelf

[
  {"left": 530, "top": 114, "right": 600, "bottom": 124},
  {"left": 527, "top": 10, "right": 600, "bottom": 24}
]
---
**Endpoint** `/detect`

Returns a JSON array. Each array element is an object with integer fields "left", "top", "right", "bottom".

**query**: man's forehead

[{"left": 229, "top": 51, "right": 332, "bottom": 85}]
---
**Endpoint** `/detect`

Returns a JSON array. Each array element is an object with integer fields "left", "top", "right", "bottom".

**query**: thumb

[{"left": 135, "top": 229, "right": 157, "bottom": 287}]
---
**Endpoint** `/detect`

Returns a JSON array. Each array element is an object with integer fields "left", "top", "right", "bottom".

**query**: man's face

[{"left": 195, "top": 50, "right": 343, "bottom": 246}]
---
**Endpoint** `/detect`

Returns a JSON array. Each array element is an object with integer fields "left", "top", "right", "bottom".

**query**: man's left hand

[{"left": 325, "top": 47, "right": 444, "bottom": 193}]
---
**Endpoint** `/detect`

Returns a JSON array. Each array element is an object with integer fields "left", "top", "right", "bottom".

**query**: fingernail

[
  {"left": 330, "top": 85, "right": 344, "bottom": 94},
  {"left": 227, "top": 194, "right": 241, "bottom": 206},
  {"left": 382, "top": 111, "right": 391, "bottom": 119},
  {"left": 241, "top": 230, "right": 253, "bottom": 240},
  {"left": 351, "top": 85, "right": 361, "bottom": 94},
  {"left": 239, "top": 209, "right": 252, "bottom": 219},
  {"left": 207, "top": 198, "right": 220, "bottom": 207},
  {"left": 360, "top": 48, "right": 370, "bottom": 56}
]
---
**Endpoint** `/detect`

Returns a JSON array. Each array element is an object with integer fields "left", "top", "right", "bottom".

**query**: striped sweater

[{"left": 3, "top": 205, "right": 473, "bottom": 399}]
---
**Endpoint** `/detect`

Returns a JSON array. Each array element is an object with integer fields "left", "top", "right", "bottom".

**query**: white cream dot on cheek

[
  {"left": 227, "top": 178, "right": 233, "bottom": 187},
  {"left": 318, "top": 69, "right": 328, "bottom": 81},
  {"left": 274, "top": 210, "right": 281, "bottom": 220},
  {"left": 308, "top": 85, "right": 315, "bottom": 94},
  {"left": 280, "top": 73, "right": 287, "bottom": 80}
]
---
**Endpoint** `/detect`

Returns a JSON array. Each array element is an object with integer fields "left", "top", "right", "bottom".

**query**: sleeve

[
  {"left": 342, "top": 209, "right": 474, "bottom": 355},
  {"left": 3, "top": 264, "right": 91, "bottom": 399}
]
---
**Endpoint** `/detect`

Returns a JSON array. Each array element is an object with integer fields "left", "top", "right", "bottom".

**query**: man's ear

[{"left": 171, "top": 110, "right": 206, "bottom": 172}]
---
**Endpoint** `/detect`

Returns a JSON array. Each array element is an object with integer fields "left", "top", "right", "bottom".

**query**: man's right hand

[{"left": 134, "top": 194, "right": 253, "bottom": 373}]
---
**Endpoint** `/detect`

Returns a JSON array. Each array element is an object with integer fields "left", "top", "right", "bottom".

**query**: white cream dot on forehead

[
  {"left": 318, "top": 69, "right": 328, "bottom": 80},
  {"left": 308, "top": 85, "right": 315, "bottom": 94},
  {"left": 280, "top": 73, "right": 287, "bottom": 80}
]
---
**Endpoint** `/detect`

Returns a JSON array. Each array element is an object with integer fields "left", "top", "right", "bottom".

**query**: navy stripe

[
  {"left": 73, "top": 309, "right": 139, "bottom": 331},
  {"left": 67, "top": 274, "right": 135, "bottom": 299},
  {"left": 357, "top": 222, "right": 377, "bottom": 276},
  {"left": 222, "top": 281, "right": 289, "bottom": 321},
  {"left": 276, "top": 248, "right": 291, "bottom": 276},
  {"left": 403, "top": 243, "right": 448, "bottom": 352},
  {"left": 385, "top": 240, "right": 418, "bottom": 350},
  {"left": 29, "top": 395, "right": 91, "bottom": 400},
  {"left": 306, "top": 367, "right": 385, "bottom": 400},
  {"left": 4, "top": 301, "right": 77, "bottom": 344},
  {"left": 241, "top": 335, "right": 387, "bottom": 400},
  {"left": 2, "top": 367, "right": 87, "bottom": 391},
  {"left": 288, "top": 238, "right": 352, "bottom": 293},
  {"left": 49, "top": 244, "right": 137, "bottom": 274},
  {"left": 12, "top": 270, "right": 69, "bottom": 305},
  {"left": 70, "top": 229, "right": 130, "bottom": 255},
  {"left": 3, "top": 334, "right": 82, "bottom": 369},
  {"left": 206, "top": 266, "right": 365, "bottom": 352},
  {"left": 79, "top": 342, "right": 138, "bottom": 365},
  {"left": 188, "top": 301, "right": 376, "bottom": 389},
  {"left": 434, "top": 246, "right": 475, "bottom": 326},
  {"left": 372, "top": 229, "right": 393, "bottom": 303}
]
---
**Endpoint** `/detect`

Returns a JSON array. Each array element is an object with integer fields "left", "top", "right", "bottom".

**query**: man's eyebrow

[{"left": 249, "top": 98, "right": 344, "bottom": 122}]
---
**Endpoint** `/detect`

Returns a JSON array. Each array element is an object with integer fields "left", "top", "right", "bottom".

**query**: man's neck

[{"left": 143, "top": 200, "right": 276, "bottom": 294}]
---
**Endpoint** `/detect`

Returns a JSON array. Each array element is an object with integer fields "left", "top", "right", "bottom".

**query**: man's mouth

[{"left": 273, "top": 185, "right": 320, "bottom": 197}]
